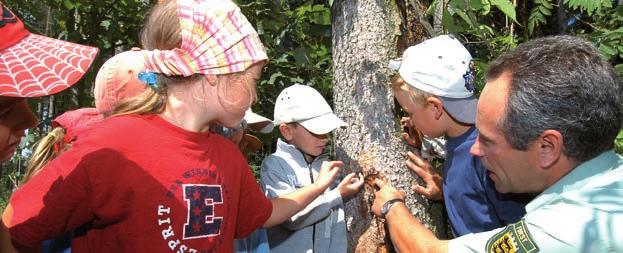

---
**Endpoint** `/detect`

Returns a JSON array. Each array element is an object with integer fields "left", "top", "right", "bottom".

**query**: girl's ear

[
  {"left": 426, "top": 97, "right": 444, "bottom": 120},
  {"left": 279, "top": 123, "right": 294, "bottom": 141},
  {"left": 204, "top": 75, "right": 218, "bottom": 86}
]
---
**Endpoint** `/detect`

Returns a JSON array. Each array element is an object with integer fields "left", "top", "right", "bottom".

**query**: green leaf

[
  {"left": 617, "top": 128, "right": 623, "bottom": 139},
  {"left": 470, "top": 0, "right": 484, "bottom": 10},
  {"left": 540, "top": 0, "right": 554, "bottom": 9},
  {"left": 599, "top": 43, "right": 617, "bottom": 58},
  {"left": 442, "top": 8, "right": 458, "bottom": 33},
  {"left": 478, "top": 24, "right": 495, "bottom": 35},
  {"left": 426, "top": 0, "right": 441, "bottom": 16},
  {"left": 449, "top": 0, "right": 466, "bottom": 10},
  {"left": 63, "top": 0, "right": 75, "bottom": 10},
  {"left": 100, "top": 20, "right": 111, "bottom": 30},
  {"left": 293, "top": 47, "right": 311, "bottom": 67},
  {"left": 615, "top": 64, "right": 623, "bottom": 77},
  {"left": 538, "top": 5, "right": 552, "bottom": 16},
  {"left": 491, "top": 0, "right": 516, "bottom": 22},
  {"left": 454, "top": 9, "right": 474, "bottom": 27},
  {"left": 289, "top": 76, "right": 304, "bottom": 83},
  {"left": 481, "top": 0, "right": 492, "bottom": 15},
  {"left": 267, "top": 72, "right": 285, "bottom": 85}
]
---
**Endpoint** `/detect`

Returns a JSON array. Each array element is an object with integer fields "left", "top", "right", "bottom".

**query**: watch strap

[{"left": 381, "top": 198, "right": 404, "bottom": 219}]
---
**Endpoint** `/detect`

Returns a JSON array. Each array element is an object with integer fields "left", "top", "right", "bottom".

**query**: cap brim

[
  {"left": 244, "top": 109, "right": 274, "bottom": 133},
  {"left": 241, "top": 134, "right": 262, "bottom": 154},
  {"left": 51, "top": 108, "right": 104, "bottom": 138},
  {"left": 298, "top": 113, "right": 347, "bottom": 135},
  {"left": 439, "top": 96, "right": 477, "bottom": 124},
  {"left": 0, "top": 34, "right": 98, "bottom": 97}
]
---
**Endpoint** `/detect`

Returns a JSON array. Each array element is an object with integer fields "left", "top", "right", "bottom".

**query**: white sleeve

[
  {"left": 450, "top": 200, "right": 621, "bottom": 253},
  {"left": 448, "top": 227, "right": 502, "bottom": 253}
]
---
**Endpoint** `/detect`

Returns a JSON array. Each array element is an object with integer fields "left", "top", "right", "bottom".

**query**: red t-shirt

[{"left": 8, "top": 114, "right": 272, "bottom": 252}]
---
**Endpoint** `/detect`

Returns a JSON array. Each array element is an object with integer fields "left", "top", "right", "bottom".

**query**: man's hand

[
  {"left": 315, "top": 161, "right": 343, "bottom": 190},
  {"left": 407, "top": 151, "right": 443, "bottom": 200},
  {"left": 401, "top": 117, "right": 423, "bottom": 148},
  {"left": 337, "top": 173, "right": 364, "bottom": 197},
  {"left": 371, "top": 179, "right": 406, "bottom": 217}
]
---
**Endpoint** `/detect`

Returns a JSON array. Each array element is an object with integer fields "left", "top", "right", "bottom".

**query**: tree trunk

[{"left": 332, "top": 1, "right": 448, "bottom": 252}]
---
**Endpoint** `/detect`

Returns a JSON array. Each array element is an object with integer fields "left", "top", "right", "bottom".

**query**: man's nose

[{"left": 470, "top": 137, "right": 483, "bottom": 157}]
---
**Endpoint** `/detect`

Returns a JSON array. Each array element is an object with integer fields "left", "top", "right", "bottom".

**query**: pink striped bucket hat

[{"left": 144, "top": 0, "right": 268, "bottom": 77}]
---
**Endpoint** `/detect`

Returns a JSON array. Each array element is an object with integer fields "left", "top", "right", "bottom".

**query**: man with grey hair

[{"left": 371, "top": 35, "right": 623, "bottom": 252}]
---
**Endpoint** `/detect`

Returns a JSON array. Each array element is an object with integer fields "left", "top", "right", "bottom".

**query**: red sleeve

[
  {"left": 235, "top": 165, "right": 272, "bottom": 238},
  {"left": 7, "top": 147, "right": 94, "bottom": 247}
]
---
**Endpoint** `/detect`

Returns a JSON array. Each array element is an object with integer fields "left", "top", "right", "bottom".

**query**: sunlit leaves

[
  {"left": 528, "top": 0, "right": 554, "bottom": 35},
  {"left": 491, "top": 0, "right": 516, "bottom": 22}
]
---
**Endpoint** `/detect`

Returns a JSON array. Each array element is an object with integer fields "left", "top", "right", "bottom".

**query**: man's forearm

[{"left": 385, "top": 202, "right": 449, "bottom": 253}]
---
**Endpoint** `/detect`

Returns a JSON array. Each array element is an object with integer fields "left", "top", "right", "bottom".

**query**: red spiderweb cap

[{"left": 0, "top": 3, "right": 98, "bottom": 97}]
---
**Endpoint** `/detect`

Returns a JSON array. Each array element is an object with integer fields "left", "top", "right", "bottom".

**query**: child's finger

[
  {"left": 323, "top": 160, "right": 344, "bottom": 172},
  {"left": 342, "top": 172, "right": 355, "bottom": 181},
  {"left": 402, "top": 132, "right": 414, "bottom": 143},
  {"left": 412, "top": 185, "right": 430, "bottom": 197},
  {"left": 407, "top": 151, "right": 426, "bottom": 168},
  {"left": 352, "top": 178, "right": 365, "bottom": 189},
  {"left": 406, "top": 159, "right": 427, "bottom": 178}
]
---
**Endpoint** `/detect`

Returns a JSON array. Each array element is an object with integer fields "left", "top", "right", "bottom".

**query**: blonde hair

[
  {"left": 112, "top": 0, "right": 261, "bottom": 117},
  {"left": 21, "top": 127, "right": 66, "bottom": 184},
  {"left": 391, "top": 76, "right": 436, "bottom": 107},
  {"left": 112, "top": 0, "right": 183, "bottom": 116}
]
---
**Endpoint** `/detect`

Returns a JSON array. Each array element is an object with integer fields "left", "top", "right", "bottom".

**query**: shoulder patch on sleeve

[{"left": 485, "top": 219, "right": 539, "bottom": 253}]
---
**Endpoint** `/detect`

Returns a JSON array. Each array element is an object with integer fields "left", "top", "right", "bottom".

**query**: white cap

[
  {"left": 390, "top": 35, "right": 477, "bottom": 124},
  {"left": 274, "top": 84, "right": 347, "bottom": 135},
  {"left": 244, "top": 108, "right": 274, "bottom": 133}
]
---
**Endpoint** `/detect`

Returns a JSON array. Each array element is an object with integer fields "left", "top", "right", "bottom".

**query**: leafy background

[{"left": 2, "top": 0, "right": 622, "bottom": 208}]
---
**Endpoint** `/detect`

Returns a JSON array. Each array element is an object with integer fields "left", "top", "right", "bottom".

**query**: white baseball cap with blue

[
  {"left": 274, "top": 84, "right": 347, "bottom": 135},
  {"left": 389, "top": 35, "right": 477, "bottom": 124}
]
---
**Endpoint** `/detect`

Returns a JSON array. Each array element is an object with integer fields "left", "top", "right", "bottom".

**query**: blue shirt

[
  {"left": 234, "top": 229, "right": 270, "bottom": 253},
  {"left": 443, "top": 127, "right": 530, "bottom": 236},
  {"left": 450, "top": 150, "right": 623, "bottom": 252}
]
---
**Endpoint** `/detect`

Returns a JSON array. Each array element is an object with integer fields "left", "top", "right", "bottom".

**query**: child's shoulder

[{"left": 261, "top": 152, "right": 302, "bottom": 171}]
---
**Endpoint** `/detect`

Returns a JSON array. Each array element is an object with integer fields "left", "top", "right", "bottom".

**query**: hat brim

[
  {"left": 0, "top": 34, "right": 98, "bottom": 97},
  {"left": 241, "top": 134, "right": 263, "bottom": 154},
  {"left": 244, "top": 109, "right": 274, "bottom": 133},
  {"left": 52, "top": 108, "right": 104, "bottom": 138},
  {"left": 440, "top": 96, "right": 477, "bottom": 124},
  {"left": 298, "top": 113, "right": 347, "bottom": 135}
]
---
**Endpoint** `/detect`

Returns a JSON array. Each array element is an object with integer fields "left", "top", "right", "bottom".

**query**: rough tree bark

[{"left": 332, "top": 0, "right": 448, "bottom": 252}]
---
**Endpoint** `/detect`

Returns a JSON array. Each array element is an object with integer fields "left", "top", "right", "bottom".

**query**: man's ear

[
  {"left": 426, "top": 97, "right": 444, "bottom": 120},
  {"left": 536, "top": 130, "right": 564, "bottom": 169},
  {"left": 279, "top": 123, "right": 293, "bottom": 141}
]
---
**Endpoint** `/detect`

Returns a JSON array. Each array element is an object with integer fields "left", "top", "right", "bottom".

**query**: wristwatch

[{"left": 381, "top": 198, "right": 404, "bottom": 219}]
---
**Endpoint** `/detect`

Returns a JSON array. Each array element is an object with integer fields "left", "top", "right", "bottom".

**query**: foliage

[
  {"left": 236, "top": 0, "right": 334, "bottom": 166},
  {"left": 426, "top": 0, "right": 623, "bottom": 152},
  {"left": 1, "top": 0, "right": 333, "bottom": 203},
  {"left": 527, "top": 0, "right": 554, "bottom": 35},
  {"left": 427, "top": 0, "right": 519, "bottom": 93},
  {"left": 1, "top": 0, "right": 153, "bottom": 208}
]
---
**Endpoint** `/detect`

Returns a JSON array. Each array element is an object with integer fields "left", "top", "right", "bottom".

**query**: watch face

[
  {"left": 381, "top": 199, "right": 403, "bottom": 218},
  {"left": 381, "top": 200, "right": 392, "bottom": 217}
]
